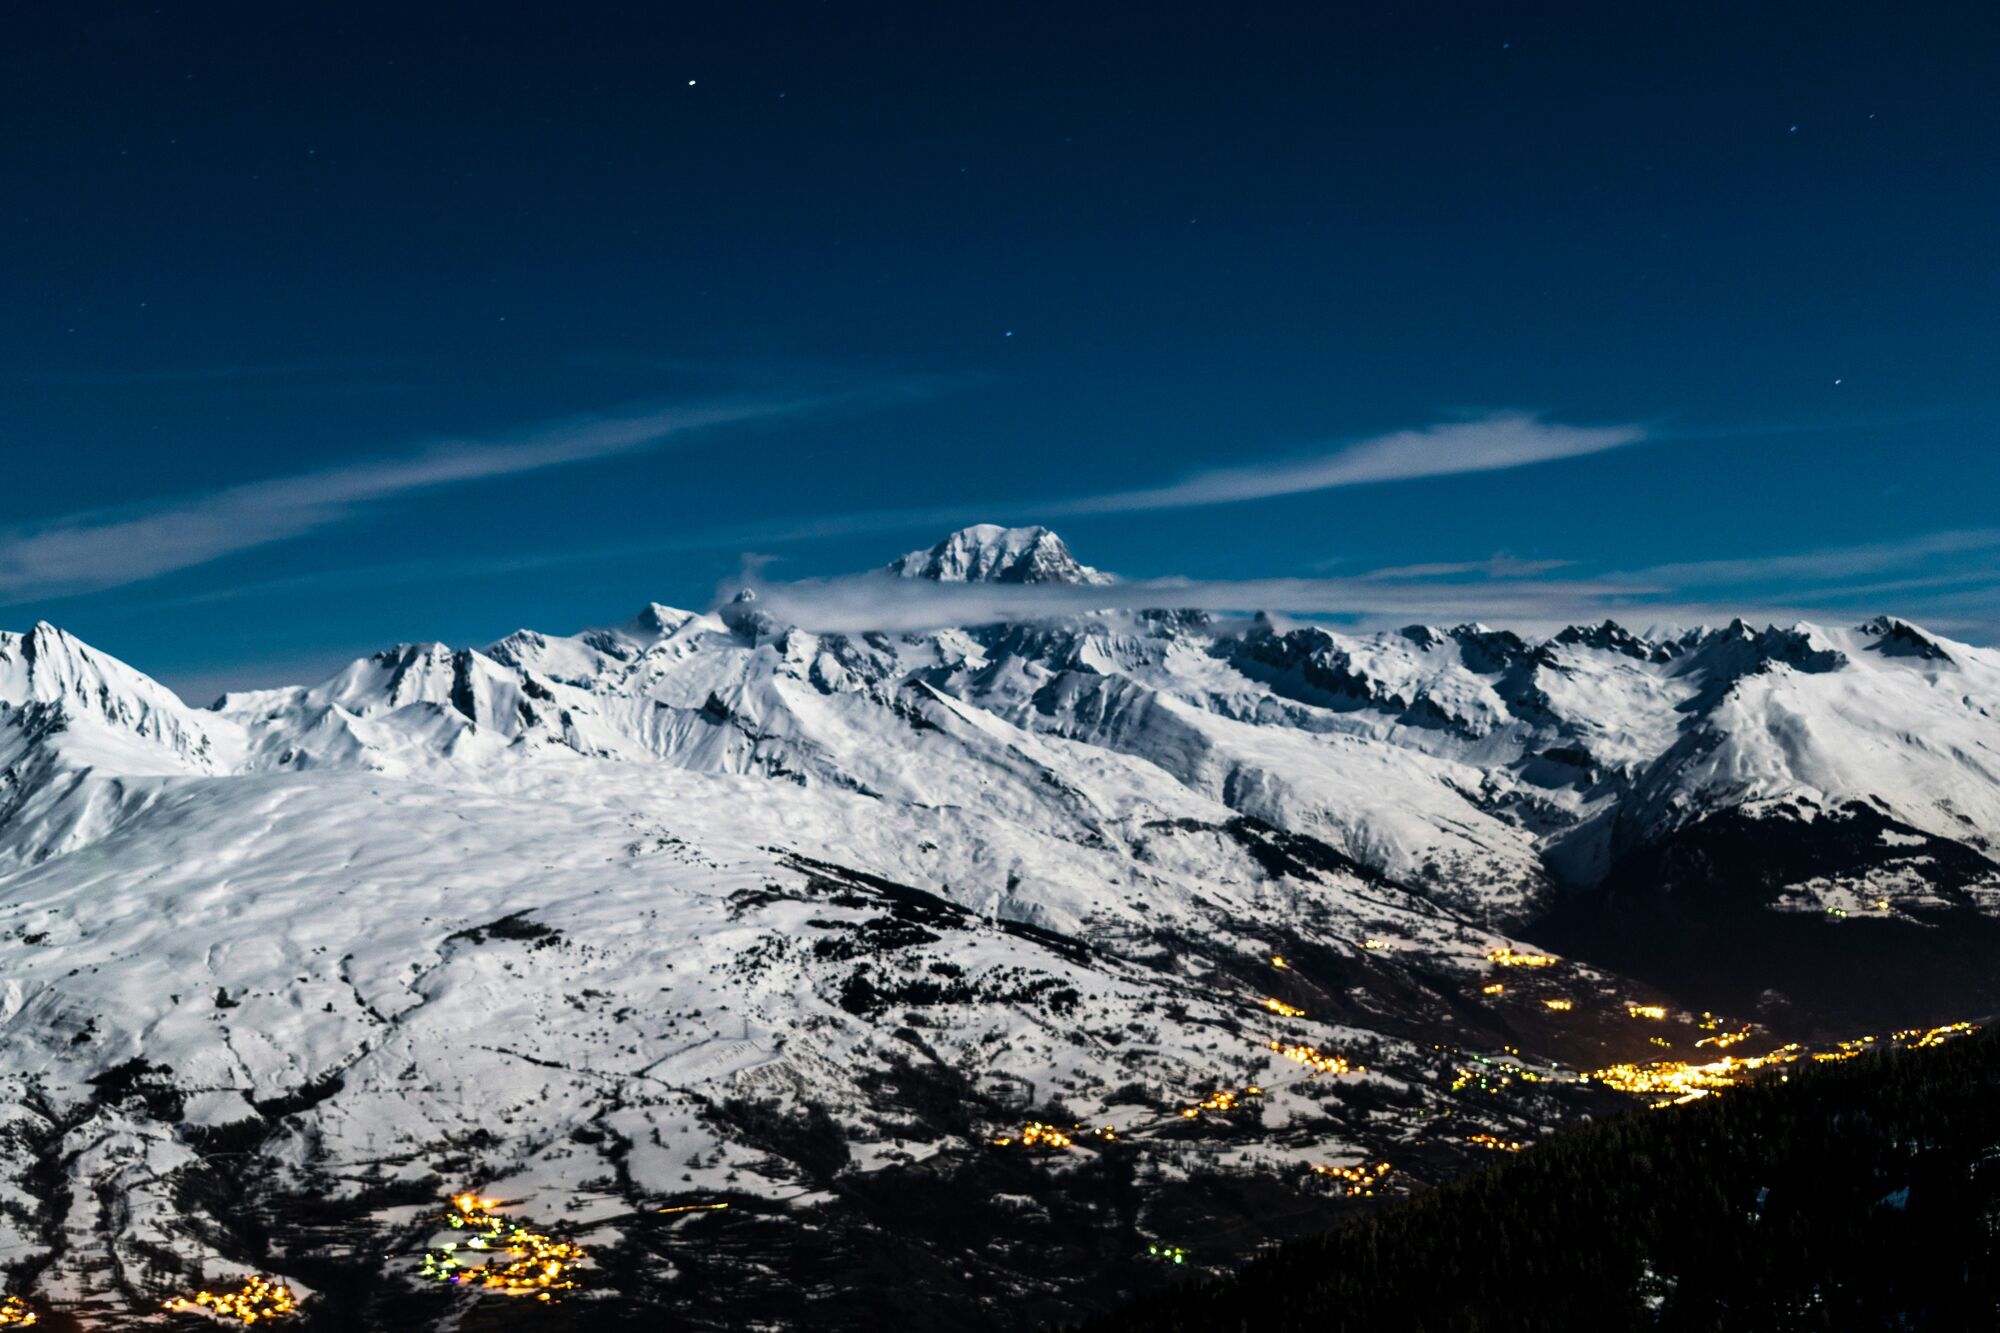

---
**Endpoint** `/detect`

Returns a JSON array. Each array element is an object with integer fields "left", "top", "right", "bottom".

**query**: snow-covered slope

[
  {"left": 0, "top": 623, "right": 239, "bottom": 868},
  {"left": 0, "top": 527, "right": 1995, "bottom": 1328}
]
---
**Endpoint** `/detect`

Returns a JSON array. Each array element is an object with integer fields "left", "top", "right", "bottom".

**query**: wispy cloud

[
  {"left": 731, "top": 566, "right": 1802, "bottom": 639},
  {"left": 662, "top": 412, "right": 1647, "bottom": 552},
  {"left": 1040, "top": 413, "right": 1645, "bottom": 516},
  {"left": 1359, "top": 554, "right": 1575, "bottom": 581},
  {"left": 0, "top": 397, "right": 819, "bottom": 604},
  {"left": 729, "top": 521, "right": 2000, "bottom": 644}
]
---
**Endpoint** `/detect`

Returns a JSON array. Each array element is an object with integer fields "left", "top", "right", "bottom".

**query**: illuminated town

[
  {"left": 1904, "top": 1020, "right": 1978, "bottom": 1048},
  {"left": 418, "top": 1194, "right": 589, "bottom": 1302},
  {"left": 1485, "top": 946, "right": 1558, "bottom": 968},
  {"left": 1181, "top": 1086, "right": 1262, "bottom": 1118},
  {"left": 163, "top": 1275, "right": 299, "bottom": 1325},
  {"left": 1268, "top": 1039, "right": 1357, "bottom": 1077},
  {"left": 0, "top": 1296, "right": 34, "bottom": 1327},
  {"left": 1311, "top": 1161, "right": 1394, "bottom": 1196},
  {"left": 1449, "top": 1054, "right": 1542, "bottom": 1096},
  {"left": 1586, "top": 1022, "right": 1982, "bottom": 1108},
  {"left": 994, "top": 1121, "right": 1120, "bottom": 1149}
]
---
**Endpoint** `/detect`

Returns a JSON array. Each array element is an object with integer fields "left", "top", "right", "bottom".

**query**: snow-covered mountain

[
  {"left": 206, "top": 530, "right": 2000, "bottom": 936},
  {"left": 0, "top": 623, "right": 236, "bottom": 869},
  {"left": 887, "top": 522, "right": 1113, "bottom": 585},
  {"left": 0, "top": 524, "right": 1995, "bottom": 1329}
]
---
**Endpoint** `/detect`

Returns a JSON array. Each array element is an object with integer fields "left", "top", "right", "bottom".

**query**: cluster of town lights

[
  {"left": 0, "top": 1297, "right": 33, "bottom": 1327},
  {"left": 1486, "top": 947, "right": 1557, "bottom": 968},
  {"left": 1588, "top": 1045, "right": 1805, "bottom": 1105},
  {"left": 1180, "top": 1086, "right": 1263, "bottom": 1118},
  {"left": 1903, "top": 1020, "right": 1978, "bottom": 1048},
  {"left": 993, "top": 1021, "right": 1366, "bottom": 1154},
  {"left": 1311, "top": 1161, "right": 1392, "bottom": 1196},
  {"left": 1263, "top": 996, "right": 1306, "bottom": 1018},
  {"left": 1269, "top": 1039, "right": 1355, "bottom": 1076},
  {"left": 1813, "top": 1035, "right": 1882, "bottom": 1063},
  {"left": 419, "top": 1194, "right": 588, "bottom": 1301},
  {"left": 1448, "top": 1047, "right": 1552, "bottom": 1096},
  {"left": 163, "top": 1276, "right": 298, "bottom": 1324},
  {"left": 993, "top": 1121, "right": 1116, "bottom": 1149},
  {"left": 1467, "top": 1132, "right": 1524, "bottom": 1152},
  {"left": 1588, "top": 1021, "right": 1981, "bottom": 1107}
]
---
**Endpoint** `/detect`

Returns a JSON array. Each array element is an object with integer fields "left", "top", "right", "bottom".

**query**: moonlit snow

[{"left": 0, "top": 525, "right": 1994, "bottom": 1321}]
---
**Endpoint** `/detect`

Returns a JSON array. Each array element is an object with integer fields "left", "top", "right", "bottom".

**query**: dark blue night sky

[{"left": 5, "top": 4, "right": 1997, "bottom": 698}]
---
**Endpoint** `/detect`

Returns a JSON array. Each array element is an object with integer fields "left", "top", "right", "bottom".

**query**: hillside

[{"left": 1081, "top": 1027, "right": 2000, "bottom": 1333}]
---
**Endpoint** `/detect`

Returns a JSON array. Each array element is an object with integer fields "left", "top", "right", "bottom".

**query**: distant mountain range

[{"left": 0, "top": 523, "right": 1994, "bottom": 1328}]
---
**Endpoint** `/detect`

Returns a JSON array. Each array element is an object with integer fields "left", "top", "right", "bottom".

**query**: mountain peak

[
  {"left": 0, "top": 621, "right": 227, "bottom": 773},
  {"left": 1858, "top": 614, "right": 1954, "bottom": 662},
  {"left": 1552, "top": 619, "right": 1677, "bottom": 661},
  {"left": 887, "top": 524, "right": 1112, "bottom": 585}
]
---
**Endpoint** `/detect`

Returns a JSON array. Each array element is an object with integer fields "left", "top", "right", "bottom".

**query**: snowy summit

[{"left": 887, "top": 523, "right": 1114, "bottom": 585}]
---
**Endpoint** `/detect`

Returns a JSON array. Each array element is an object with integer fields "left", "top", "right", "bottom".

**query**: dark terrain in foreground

[{"left": 1080, "top": 1028, "right": 2000, "bottom": 1333}]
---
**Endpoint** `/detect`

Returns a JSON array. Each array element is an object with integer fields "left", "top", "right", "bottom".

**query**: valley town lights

[
  {"left": 419, "top": 1194, "right": 589, "bottom": 1303},
  {"left": 162, "top": 1275, "right": 299, "bottom": 1324}
]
